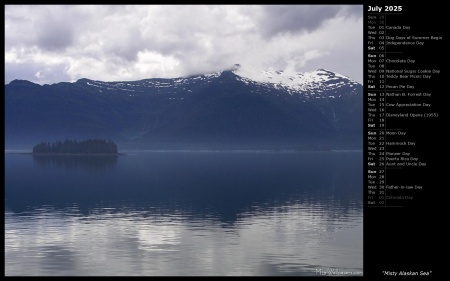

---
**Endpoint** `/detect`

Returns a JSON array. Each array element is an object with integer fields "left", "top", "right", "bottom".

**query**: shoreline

[
  {"left": 5, "top": 149, "right": 363, "bottom": 155},
  {"left": 6, "top": 152, "right": 125, "bottom": 156}
]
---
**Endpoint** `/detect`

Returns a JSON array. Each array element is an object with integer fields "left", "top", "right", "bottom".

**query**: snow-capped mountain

[
  {"left": 233, "top": 65, "right": 360, "bottom": 93},
  {"left": 5, "top": 66, "right": 362, "bottom": 150},
  {"left": 68, "top": 65, "right": 360, "bottom": 97}
]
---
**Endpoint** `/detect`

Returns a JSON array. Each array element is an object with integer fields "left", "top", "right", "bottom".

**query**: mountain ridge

[{"left": 5, "top": 67, "right": 362, "bottom": 150}]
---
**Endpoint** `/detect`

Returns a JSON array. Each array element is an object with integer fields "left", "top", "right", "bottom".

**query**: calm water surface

[{"left": 5, "top": 150, "right": 363, "bottom": 276}]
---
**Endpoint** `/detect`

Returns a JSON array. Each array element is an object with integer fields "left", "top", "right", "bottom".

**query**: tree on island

[{"left": 32, "top": 139, "right": 118, "bottom": 155}]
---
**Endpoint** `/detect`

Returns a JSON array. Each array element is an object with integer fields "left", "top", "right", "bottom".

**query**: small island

[{"left": 32, "top": 139, "right": 119, "bottom": 155}]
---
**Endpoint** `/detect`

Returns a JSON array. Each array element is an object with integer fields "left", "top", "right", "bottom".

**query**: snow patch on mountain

[{"left": 232, "top": 65, "right": 359, "bottom": 93}]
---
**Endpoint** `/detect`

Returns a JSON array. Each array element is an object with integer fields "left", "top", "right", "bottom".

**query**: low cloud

[{"left": 5, "top": 5, "right": 363, "bottom": 85}]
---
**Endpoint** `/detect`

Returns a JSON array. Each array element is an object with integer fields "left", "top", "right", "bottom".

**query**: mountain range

[{"left": 5, "top": 66, "right": 363, "bottom": 150}]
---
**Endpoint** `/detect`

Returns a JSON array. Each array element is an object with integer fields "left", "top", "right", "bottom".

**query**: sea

[{"left": 5, "top": 150, "right": 363, "bottom": 276}]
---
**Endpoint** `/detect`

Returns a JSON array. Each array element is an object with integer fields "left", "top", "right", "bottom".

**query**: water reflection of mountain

[
  {"left": 7, "top": 152, "right": 362, "bottom": 226},
  {"left": 33, "top": 155, "right": 118, "bottom": 171}
]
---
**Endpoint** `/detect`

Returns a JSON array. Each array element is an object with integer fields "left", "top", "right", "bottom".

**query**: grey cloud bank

[{"left": 5, "top": 5, "right": 363, "bottom": 85}]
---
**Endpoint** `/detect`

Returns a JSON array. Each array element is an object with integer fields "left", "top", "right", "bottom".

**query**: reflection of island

[
  {"left": 32, "top": 139, "right": 118, "bottom": 155},
  {"left": 33, "top": 154, "right": 118, "bottom": 171}
]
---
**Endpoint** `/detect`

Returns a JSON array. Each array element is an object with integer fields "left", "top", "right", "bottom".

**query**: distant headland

[{"left": 32, "top": 139, "right": 120, "bottom": 155}]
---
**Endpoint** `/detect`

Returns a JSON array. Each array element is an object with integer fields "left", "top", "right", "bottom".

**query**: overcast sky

[{"left": 5, "top": 5, "right": 363, "bottom": 85}]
